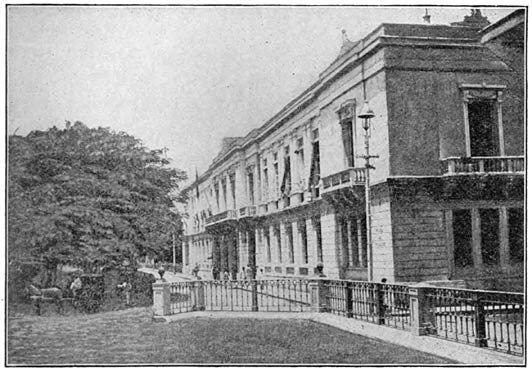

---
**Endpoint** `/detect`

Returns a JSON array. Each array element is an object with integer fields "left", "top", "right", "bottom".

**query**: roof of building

[{"left": 183, "top": 9, "right": 519, "bottom": 193}]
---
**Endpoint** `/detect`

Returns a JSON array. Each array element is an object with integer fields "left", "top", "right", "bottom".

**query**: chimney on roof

[
  {"left": 422, "top": 8, "right": 431, "bottom": 24},
  {"left": 451, "top": 8, "right": 490, "bottom": 28}
]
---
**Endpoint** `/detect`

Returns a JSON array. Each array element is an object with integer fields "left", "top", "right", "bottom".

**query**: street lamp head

[{"left": 357, "top": 100, "right": 375, "bottom": 120}]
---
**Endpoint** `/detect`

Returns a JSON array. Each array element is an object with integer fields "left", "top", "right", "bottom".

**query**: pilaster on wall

[
  {"left": 320, "top": 211, "right": 341, "bottom": 278},
  {"left": 306, "top": 218, "right": 318, "bottom": 267},
  {"left": 371, "top": 201, "right": 395, "bottom": 282}
]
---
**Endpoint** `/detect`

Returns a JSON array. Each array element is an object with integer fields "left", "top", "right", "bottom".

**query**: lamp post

[{"left": 357, "top": 101, "right": 378, "bottom": 282}]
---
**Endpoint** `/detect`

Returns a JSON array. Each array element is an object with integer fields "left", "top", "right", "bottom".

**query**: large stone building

[{"left": 181, "top": 9, "right": 525, "bottom": 291}]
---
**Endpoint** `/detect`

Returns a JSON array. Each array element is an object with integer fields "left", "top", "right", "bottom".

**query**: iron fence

[
  {"left": 425, "top": 287, "right": 524, "bottom": 356},
  {"left": 324, "top": 280, "right": 411, "bottom": 329},
  {"left": 168, "top": 279, "right": 311, "bottom": 314},
  {"left": 160, "top": 278, "right": 523, "bottom": 357}
]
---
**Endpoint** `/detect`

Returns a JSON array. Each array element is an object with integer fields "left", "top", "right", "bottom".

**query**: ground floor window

[
  {"left": 314, "top": 217, "right": 323, "bottom": 263},
  {"left": 508, "top": 207, "right": 524, "bottom": 263},
  {"left": 275, "top": 225, "right": 282, "bottom": 263},
  {"left": 339, "top": 215, "right": 367, "bottom": 268},
  {"left": 453, "top": 209, "right": 473, "bottom": 267},
  {"left": 287, "top": 223, "right": 294, "bottom": 264},
  {"left": 264, "top": 228, "right": 272, "bottom": 263},
  {"left": 451, "top": 206, "right": 523, "bottom": 269},
  {"left": 299, "top": 221, "right": 308, "bottom": 264}
]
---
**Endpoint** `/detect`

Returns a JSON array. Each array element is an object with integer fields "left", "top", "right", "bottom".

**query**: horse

[{"left": 25, "top": 283, "right": 64, "bottom": 315}]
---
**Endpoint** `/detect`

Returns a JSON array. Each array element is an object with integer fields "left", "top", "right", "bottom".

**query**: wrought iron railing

[
  {"left": 425, "top": 287, "right": 524, "bottom": 356},
  {"left": 442, "top": 156, "right": 524, "bottom": 175},
  {"left": 168, "top": 279, "right": 311, "bottom": 313},
  {"left": 205, "top": 210, "right": 237, "bottom": 225},
  {"left": 239, "top": 206, "right": 257, "bottom": 218},
  {"left": 156, "top": 279, "right": 524, "bottom": 357},
  {"left": 321, "top": 168, "right": 366, "bottom": 193},
  {"left": 324, "top": 280, "right": 411, "bottom": 329}
]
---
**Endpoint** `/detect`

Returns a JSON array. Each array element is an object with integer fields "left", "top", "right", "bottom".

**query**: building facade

[{"left": 182, "top": 9, "right": 525, "bottom": 291}]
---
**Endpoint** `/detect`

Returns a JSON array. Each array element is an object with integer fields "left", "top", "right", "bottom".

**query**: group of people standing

[{"left": 211, "top": 265, "right": 264, "bottom": 281}]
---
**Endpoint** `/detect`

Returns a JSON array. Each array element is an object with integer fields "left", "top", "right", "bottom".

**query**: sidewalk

[
  {"left": 157, "top": 311, "right": 523, "bottom": 365},
  {"left": 138, "top": 267, "right": 194, "bottom": 282}
]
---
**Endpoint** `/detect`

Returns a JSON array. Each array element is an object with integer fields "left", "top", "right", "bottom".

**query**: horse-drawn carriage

[{"left": 27, "top": 273, "right": 105, "bottom": 315}]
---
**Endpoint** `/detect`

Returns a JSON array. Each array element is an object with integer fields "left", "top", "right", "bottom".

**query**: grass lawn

[{"left": 8, "top": 307, "right": 456, "bottom": 365}]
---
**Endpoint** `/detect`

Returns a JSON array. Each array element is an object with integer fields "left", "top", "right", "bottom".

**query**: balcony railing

[
  {"left": 239, "top": 206, "right": 257, "bottom": 218},
  {"left": 442, "top": 156, "right": 524, "bottom": 175},
  {"left": 205, "top": 210, "right": 237, "bottom": 225},
  {"left": 321, "top": 167, "right": 366, "bottom": 193}
]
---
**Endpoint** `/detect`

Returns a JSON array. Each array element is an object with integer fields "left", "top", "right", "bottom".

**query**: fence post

[
  {"left": 376, "top": 283, "right": 386, "bottom": 325},
  {"left": 310, "top": 279, "right": 329, "bottom": 312},
  {"left": 345, "top": 283, "right": 353, "bottom": 318},
  {"left": 251, "top": 280, "right": 259, "bottom": 312},
  {"left": 153, "top": 282, "right": 171, "bottom": 317},
  {"left": 409, "top": 284, "right": 435, "bottom": 336},
  {"left": 193, "top": 280, "right": 206, "bottom": 311},
  {"left": 473, "top": 292, "right": 488, "bottom": 347}
]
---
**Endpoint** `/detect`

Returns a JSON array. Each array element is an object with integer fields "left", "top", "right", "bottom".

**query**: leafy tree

[{"left": 8, "top": 121, "right": 187, "bottom": 285}]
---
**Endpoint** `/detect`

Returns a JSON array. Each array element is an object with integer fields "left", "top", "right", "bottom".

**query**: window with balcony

[
  {"left": 337, "top": 100, "right": 356, "bottom": 168},
  {"left": 281, "top": 147, "right": 291, "bottom": 198},
  {"left": 462, "top": 85, "right": 505, "bottom": 157},
  {"left": 262, "top": 159, "right": 269, "bottom": 201},
  {"left": 247, "top": 169, "right": 255, "bottom": 205},
  {"left": 295, "top": 138, "right": 305, "bottom": 189},
  {"left": 229, "top": 173, "right": 236, "bottom": 209},
  {"left": 214, "top": 183, "right": 220, "bottom": 210},
  {"left": 221, "top": 178, "right": 227, "bottom": 209}
]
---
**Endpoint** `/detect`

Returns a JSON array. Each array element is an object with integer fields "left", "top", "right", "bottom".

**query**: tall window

[
  {"left": 480, "top": 208, "right": 500, "bottom": 266},
  {"left": 229, "top": 173, "right": 236, "bottom": 209},
  {"left": 264, "top": 229, "right": 271, "bottom": 263},
  {"left": 214, "top": 183, "right": 220, "bottom": 210},
  {"left": 262, "top": 159, "right": 269, "bottom": 201},
  {"left": 453, "top": 209, "right": 473, "bottom": 267},
  {"left": 273, "top": 153, "right": 279, "bottom": 199},
  {"left": 468, "top": 100, "right": 499, "bottom": 156},
  {"left": 462, "top": 86, "right": 504, "bottom": 157},
  {"left": 287, "top": 223, "right": 294, "bottom": 264},
  {"left": 313, "top": 217, "right": 323, "bottom": 263},
  {"left": 309, "top": 129, "right": 321, "bottom": 197},
  {"left": 299, "top": 220, "right": 308, "bottom": 264},
  {"left": 221, "top": 178, "right": 227, "bottom": 209},
  {"left": 275, "top": 225, "right": 282, "bottom": 263},
  {"left": 337, "top": 100, "right": 356, "bottom": 167},
  {"left": 281, "top": 147, "right": 291, "bottom": 197},
  {"left": 295, "top": 138, "right": 305, "bottom": 187},
  {"left": 509, "top": 207, "right": 524, "bottom": 263},
  {"left": 247, "top": 169, "right": 255, "bottom": 204}
]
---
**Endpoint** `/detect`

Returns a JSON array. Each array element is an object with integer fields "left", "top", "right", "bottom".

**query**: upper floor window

[
  {"left": 221, "top": 178, "right": 227, "bottom": 208},
  {"left": 309, "top": 129, "right": 320, "bottom": 197},
  {"left": 262, "top": 159, "right": 269, "bottom": 200},
  {"left": 295, "top": 138, "right": 305, "bottom": 188},
  {"left": 461, "top": 85, "right": 505, "bottom": 157},
  {"left": 229, "top": 173, "right": 236, "bottom": 209},
  {"left": 281, "top": 146, "right": 291, "bottom": 197},
  {"left": 247, "top": 166, "right": 255, "bottom": 204},
  {"left": 337, "top": 100, "right": 356, "bottom": 167}
]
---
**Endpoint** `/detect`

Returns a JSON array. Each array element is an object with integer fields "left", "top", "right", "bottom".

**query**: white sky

[{"left": 7, "top": 5, "right": 519, "bottom": 182}]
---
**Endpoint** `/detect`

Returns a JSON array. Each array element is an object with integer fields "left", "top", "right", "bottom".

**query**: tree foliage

[{"left": 8, "top": 122, "right": 187, "bottom": 277}]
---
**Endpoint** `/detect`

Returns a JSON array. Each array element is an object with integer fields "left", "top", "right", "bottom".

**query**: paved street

[{"left": 138, "top": 267, "right": 194, "bottom": 282}]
